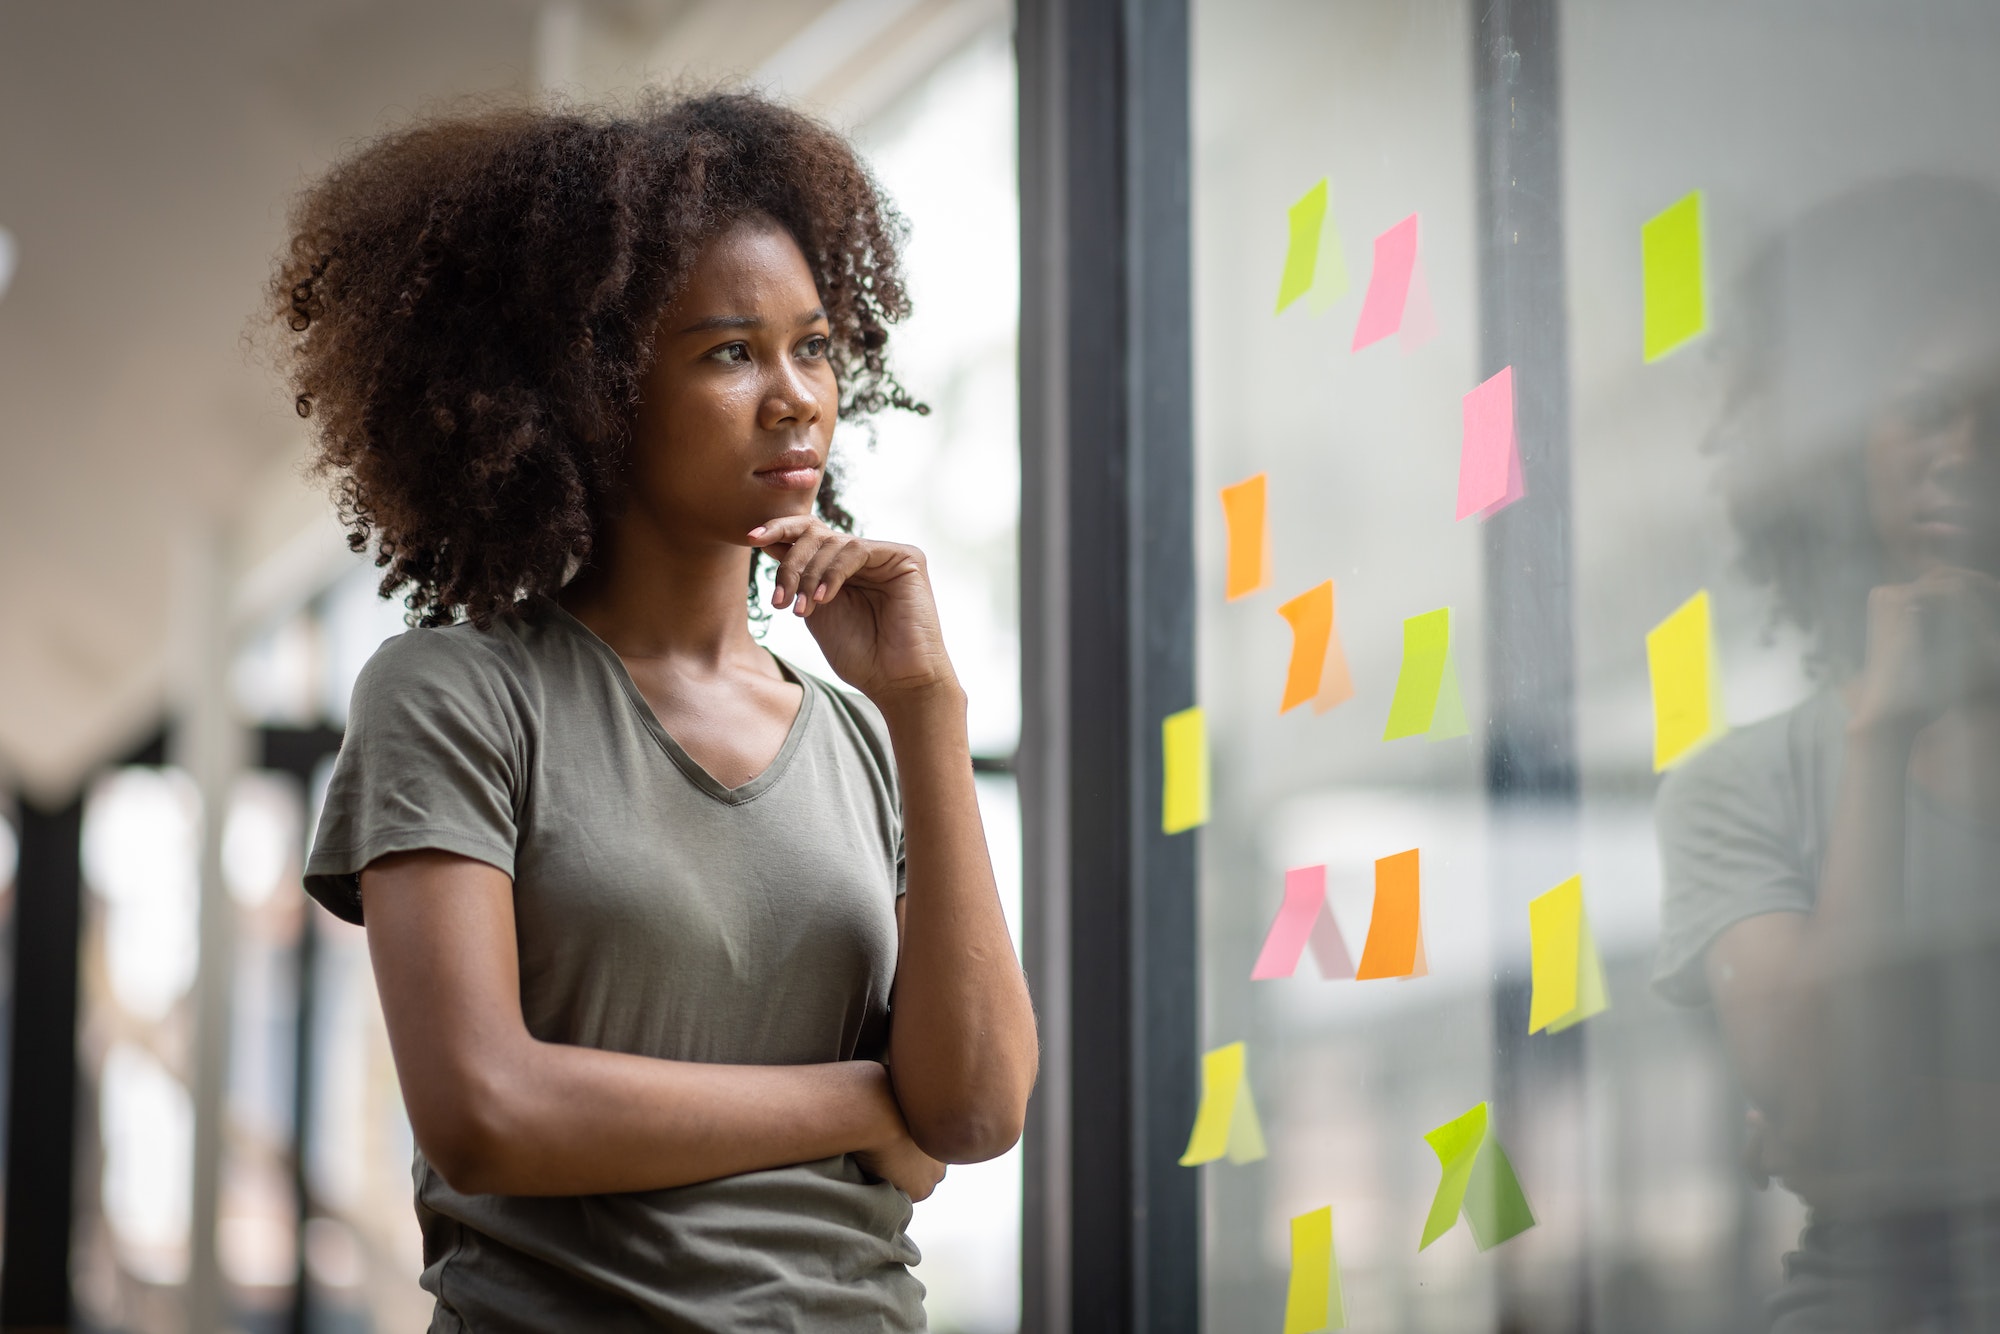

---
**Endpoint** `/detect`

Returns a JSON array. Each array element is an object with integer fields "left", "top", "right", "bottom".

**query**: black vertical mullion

[
  {"left": 1019, "top": 0, "right": 1199, "bottom": 1330},
  {"left": 0, "top": 796, "right": 85, "bottom": 1332},
  {"left": 1471, "top": 2, "right": 1588, "bottom": 1332}
]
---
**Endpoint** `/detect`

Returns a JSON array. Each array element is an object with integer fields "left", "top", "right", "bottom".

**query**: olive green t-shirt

[{"left": 304, "top": 597, "right": 924, "bottom": 1332}]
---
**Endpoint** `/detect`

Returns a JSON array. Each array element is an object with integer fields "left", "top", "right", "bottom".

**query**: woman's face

[
  {"left": 625, "top": 216, "right": 838, "bottom": 548},
  {"left": 1866, "top": 325, "right": 2000, "bottom": 580}
]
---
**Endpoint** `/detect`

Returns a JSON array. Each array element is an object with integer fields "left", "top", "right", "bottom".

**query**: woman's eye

[
  {"left": 801, "top": 335, "right": 829, "bottom": 359},
  {"left": 711, "top": 342, "right": 751, "bottom": 365}
]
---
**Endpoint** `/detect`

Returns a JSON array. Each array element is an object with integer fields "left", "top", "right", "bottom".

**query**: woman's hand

[
  {"left": 1849, "top": 565, "right": 2000, "bottom": 735},
  {"left": 854, "top": 1121, "right": 949, "bottom": 1202},
  {"left": 748, "top": 516, "right": 957, "bottom": 704}
]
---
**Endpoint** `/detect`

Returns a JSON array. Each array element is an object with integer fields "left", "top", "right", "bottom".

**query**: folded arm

[{"left": 361, "top": 849, "right": 942, "bottom": 1198}]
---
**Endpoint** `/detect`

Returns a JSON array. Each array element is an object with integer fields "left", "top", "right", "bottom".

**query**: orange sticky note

[
  {"left": 1276, "top": 581, "right": 1356, "bottom": 714},
  {"left": 1354, "top": 849, "right": 1424, "bottom": 980},
  {"left": 1220, "top": 474, "right": 1272, "bottom": 600}
]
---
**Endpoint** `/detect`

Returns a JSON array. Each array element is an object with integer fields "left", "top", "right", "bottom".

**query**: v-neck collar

[{"left": 537, "top": 596, "right": 816, "bottom": 806}]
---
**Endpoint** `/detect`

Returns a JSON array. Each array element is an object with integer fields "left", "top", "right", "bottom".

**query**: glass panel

[{"left": 1191, "top": 2, "right": 2000, "bottom": 1330}]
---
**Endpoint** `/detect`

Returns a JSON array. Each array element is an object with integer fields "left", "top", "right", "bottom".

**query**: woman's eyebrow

[{"left": 676, "top": 306, "right": 827, "bottom": 336}]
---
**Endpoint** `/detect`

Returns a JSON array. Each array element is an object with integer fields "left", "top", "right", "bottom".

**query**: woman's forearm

[
  {"left": 439, "top": 1048, "right": 899, "bottom": 1196},
  {"left": 876, "top": 683, "right": 1039, "bottom": 1163}
]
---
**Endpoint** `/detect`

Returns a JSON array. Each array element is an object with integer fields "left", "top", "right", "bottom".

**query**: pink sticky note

[
  {"left": 1478, "top": 423, "right": 1525, "bottom": 518},
  {"left": 1307, "top": 898, "right": 1356, "bottom": 979},
  {"left": 1351, "top": 214, "right": 1420, "bottom": 351},
  {"left": 1252, "top": 866, "right": 1330, "bottom": 980},
  {"left": 1457, "top": 366, "right": 1520, "bottom": 520},
  {"left": 1398, "top": 255, "right": 1438, "bottom": 353}
]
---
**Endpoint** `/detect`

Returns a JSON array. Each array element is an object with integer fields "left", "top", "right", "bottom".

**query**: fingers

[{"left": 748, "top": 517, "right": 884, "bottom": 617}]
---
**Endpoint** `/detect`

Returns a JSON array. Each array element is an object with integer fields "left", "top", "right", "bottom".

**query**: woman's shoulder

[
  {"left": 1657, "top": 690, "right": 1840, "bottom": 823},
  {"left": 348, "top": 612, "right": 542, "bottom": 718}
]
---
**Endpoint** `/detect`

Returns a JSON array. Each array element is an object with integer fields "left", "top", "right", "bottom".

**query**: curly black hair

[
  {"left": 268, "top": 91, "right": 924, "bottom": 627},
  {"left": 1709, "top": 174, "right": 2000, "bottom": 678}
]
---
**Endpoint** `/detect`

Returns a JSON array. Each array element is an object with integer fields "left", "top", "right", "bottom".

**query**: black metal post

[
  {"left": 1018, "top": 1, "right": 1199, "bottom": 1330},
  {"left": 1, "top": 796, "right": 85, "bottom": 1334}
]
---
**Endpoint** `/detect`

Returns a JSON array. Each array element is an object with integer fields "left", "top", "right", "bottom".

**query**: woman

[
  {"left": 274, "top": 94, "right": 1038, "bottom": 1330},
  {"left": 1653, "top": 176, "right": 2000, "bottom": 1329}
]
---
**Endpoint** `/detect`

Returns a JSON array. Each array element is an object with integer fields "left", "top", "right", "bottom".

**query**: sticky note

[
  {"left": 1283, "top": 1205, "right": 1347, "bottom": 1333},
  {"left": 1161, "top": 706, "right": 1210, "bottom": 833},
  {"left": 1458, "top": 367, "right": 1524, "bottom": 520},
  {"left": 1528, "top": 874, "right": 1610, "bottom": 1034},
  {"left": 1398, "top": 254, "right": 1438, "bottom": 352},
  {"left": 1351, "top": 214, "right": 1420, "bottom": 350},
  {"left": 1179, "top": 1041, "right": 1268, "bottom": 1166},
  {"left": 1277, "top": 581, "right": 1356, "bottom": 715},
  {"left": 1252, "top": 865, "right": 1355, "bottom": 981},
  {"left": 1382, "top": 608, "right": 1469, "bottom": 741},
  {"left": 1643, "top": 189, "right": 1708, "bottom": 362},
  {"left": 1419, "top": 1102, "right": 1537, "bottom": 1252},
  {"left": 1220, "top": 474, "right": 1272, "bottom": 600},
  {"left": 1354, "top": 849, "right": 1423, "bottom": 980},
  {"left": 1645, "top": 589, "right": 1728, "bottom": 771},
  {"left": 1277, "top": 180, "right": 1328, "bottom": 314}
]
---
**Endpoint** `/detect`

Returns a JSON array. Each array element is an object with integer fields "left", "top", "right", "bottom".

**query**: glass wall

[{"left": 1190, "top": 2, "right": 2000, "bottom": 1330}]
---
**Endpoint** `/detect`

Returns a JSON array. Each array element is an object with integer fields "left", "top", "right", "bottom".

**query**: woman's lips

[{"left": 755, "top": 465, "right": 821, "bottom": 492}]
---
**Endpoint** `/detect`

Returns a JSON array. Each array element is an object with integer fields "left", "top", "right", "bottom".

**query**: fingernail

[
  {"left": 748, "top": 526, "right": 767, "bottom": 539},
  {"left": 815, "top": 583, "right": 829, "bottom": 602}
]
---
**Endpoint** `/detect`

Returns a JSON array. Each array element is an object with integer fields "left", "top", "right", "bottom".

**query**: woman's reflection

[{"left": 1653, "top": 175, "right": 2000, "bottom": 1331}]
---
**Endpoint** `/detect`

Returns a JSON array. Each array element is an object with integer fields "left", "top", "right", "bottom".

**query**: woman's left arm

[
  {"left": 877, "top": 684, "right": 1039, "bottom": 1162},
  {"left": 752, "top": 517, "right": 1040, "bottom": 1164}
]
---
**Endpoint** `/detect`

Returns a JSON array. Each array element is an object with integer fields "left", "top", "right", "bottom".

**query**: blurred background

[{"left": 0, "top": 3, "right": 1020, "bottom": 1331}]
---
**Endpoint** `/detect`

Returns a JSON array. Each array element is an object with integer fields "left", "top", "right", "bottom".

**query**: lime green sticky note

[
  {"left": 1283, "top": 1205, "right": 1347, "bottom": 1332},
  {"left": 1528, "top": 874, "right": 1611, "bottom": 1034},
  {"left": 1642, "top": 189, "right": 1708, "bottom": 362},
  {"left": 1645, "top": 589, "right": 1728, "bottom": 771},
  {"left": 1383, "top": 608, "right": 1452, "bottom": 740},
  {"left": 1161, "top": 706, "right": 1210, "bottom": 833},
  {"left": 1276, "top": 180, "right": 1329, "bottom": 314},
  {"left": 1419, "top": 1102, "right": 1488, "bottom": 1249},
  {"left": 1428, "top": 650, "right": 1469, "bottom": 740},
  {"left": 1179, "top": 1041, "right": 1267, "bottom": 1166},
  {"left": 1307, "top": 195, "right": 1351, "bottom": 316},
  {"left": 1420, "top": 1101, "right": 1537, "bottom": 1251}
]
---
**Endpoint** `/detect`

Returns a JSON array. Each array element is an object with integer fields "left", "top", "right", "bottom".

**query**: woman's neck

[{"left": 558, "top": 515, "right": 766, "bottom": 672}]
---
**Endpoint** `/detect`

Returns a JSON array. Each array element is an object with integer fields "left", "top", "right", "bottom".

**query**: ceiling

[{"left": 0, "top": 0, "right": 1001, "bottom": 805}]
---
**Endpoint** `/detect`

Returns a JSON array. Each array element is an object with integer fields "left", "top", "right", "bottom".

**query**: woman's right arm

[{"left": 360, "top": 848, "right": 945, "bottom": 1200}]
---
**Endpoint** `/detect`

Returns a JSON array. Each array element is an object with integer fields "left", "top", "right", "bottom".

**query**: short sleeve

[
  {"left": 814, "top": 675, "right": 906, "bottom": 900},
  {"left": 1650, "top": 729, "right": 1817, "bottom": 1007},
  {"left": 304, "top": 629, "right": 522, "bottom": 925}
]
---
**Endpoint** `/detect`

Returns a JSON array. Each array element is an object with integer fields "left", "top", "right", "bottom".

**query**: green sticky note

[
  {"left": 1463, "top": 1141, "right": 1537, "bottom": 1251},
  {"left": 1642, "top": 189, "right": 1708, "bottom": 362},
  {"left": 1276, "top": 180, "right": 1329, "bottom": 314},
  {"left": 1419, "top": 1102, "right": 1487, "bottom": 1249},
  {"left": 1383, "top": 608, "right": 1452, "bottom": 740},
  {"left": 1420, "top": 1100, "right": 1537, "bottom": 1252},
  {"left": 1162, "top": 706, "right": 1210, "bottom": 833},
  {"left": 1428, "top": 650, "right": 1469, "bottom": 740}
]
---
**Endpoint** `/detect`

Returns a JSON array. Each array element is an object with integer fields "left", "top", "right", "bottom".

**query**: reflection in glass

[{"left": 1656, "top": 176, "right": 2000, "bottom": 1330}]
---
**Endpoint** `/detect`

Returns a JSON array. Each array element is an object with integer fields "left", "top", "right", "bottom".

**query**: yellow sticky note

[
  {"left": 1220, "top": 474, "right": 1272, "bottom": 600},
  {"left": 1161, "top": 706, "right": 1210, "bottom": 834},
  {"left": 1419, "top": 1102, "right": 1537, "bottom": 1252},
  {"left": 1383, "top": 608, "right": 1467, "bottom": 740},
  {"left": 1527, "top": 874, "right": 1610, "bottom": 1034},
  {"left": 1642, "top": 189, "right": 1708, "bottom": 362},
  {"left": 1179, "top": 1041, "right": 1268, "bottom": 1166},
  {"left": 1276, "top": 180, "right": 1328, "bottom": 314},
  {"left": 1646, "top": 589, "right": 1728, "bottom": 771},
  {"left": 1283, "top": 1205, "right": 1347, "bottom": 1333},
  {"left": 1276, "top": 581, "right": 1356, "bottom": 715}
]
